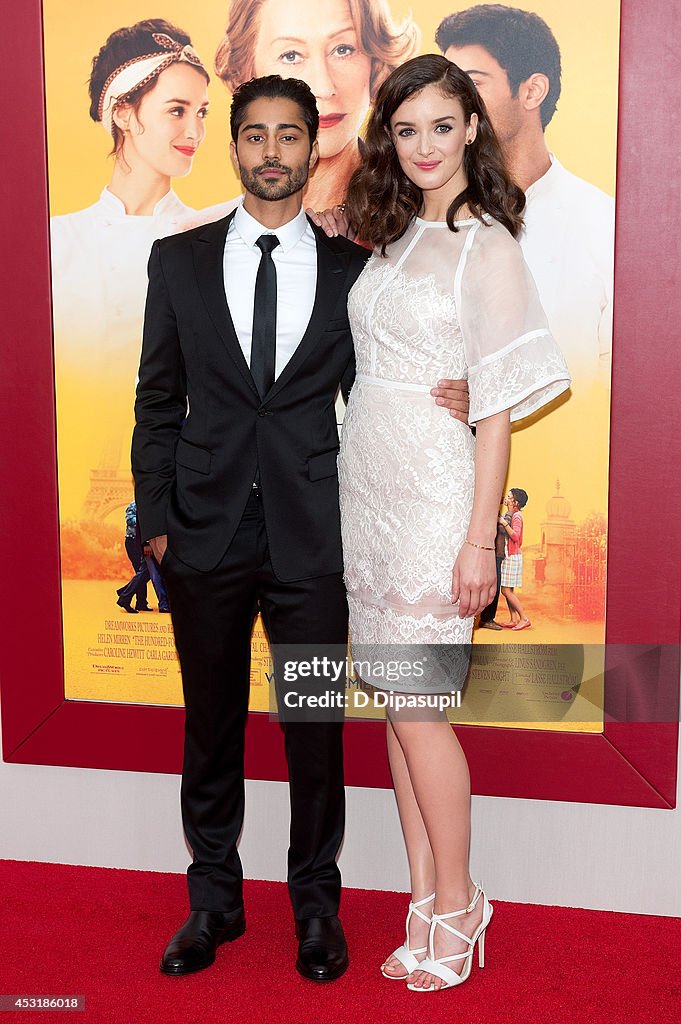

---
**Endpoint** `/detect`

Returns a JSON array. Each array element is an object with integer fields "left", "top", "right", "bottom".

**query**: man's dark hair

[
  {"left": 230, "top": 74, "right": 319, "bottom": 146},
  {"left": 435, "top": 4, "right": 561, "bottom": 129},
  {"left": 511, "top": 487, "right": 528, "bottom": 509}
]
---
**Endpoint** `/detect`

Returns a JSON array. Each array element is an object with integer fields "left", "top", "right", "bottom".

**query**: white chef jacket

[
  {"left": 50, "top": 187, "right": 194, "bottom": 519},
  {"left": 520, "top": 155, "right": 615, "bottom": 387}
]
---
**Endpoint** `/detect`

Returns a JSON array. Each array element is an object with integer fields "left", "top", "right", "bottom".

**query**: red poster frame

[{"left": 1, "top": 0, "right": 678, "bottom": 808}]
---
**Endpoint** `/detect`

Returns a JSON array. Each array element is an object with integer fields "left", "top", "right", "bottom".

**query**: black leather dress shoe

[
  {"left": 295, "top": 916, "right": 348, "bottom": 982},
  {"left": 160, "top": 909, "right": 246, "bottom": 975}
]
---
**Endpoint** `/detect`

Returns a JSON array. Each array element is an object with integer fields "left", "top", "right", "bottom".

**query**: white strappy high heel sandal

[
  {"left": 406, "top": 883, "right": 493, "bottom": 992},
  {"left": 380, "top": 892, "right": 435, "bottom": 979}
]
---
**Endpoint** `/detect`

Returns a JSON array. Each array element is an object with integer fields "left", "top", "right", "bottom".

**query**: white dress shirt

[
  {"left": 223, "top": 203, "right": 317, "bottom": 380},
  {"left": 520, "top": 155, "right": 615, "bottom": 387}
]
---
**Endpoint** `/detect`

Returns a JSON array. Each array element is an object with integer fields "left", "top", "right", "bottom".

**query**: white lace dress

[{"left": 338, "top": 215, "right": 570, "bottom": 691}]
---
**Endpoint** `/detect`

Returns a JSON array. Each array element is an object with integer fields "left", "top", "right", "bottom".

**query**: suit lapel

[
  {"left": 192, "top": 210, "right": 259, "bottom": 397},
  {"left": 265, "top": 219, "right": 350, "bottom": 403}
]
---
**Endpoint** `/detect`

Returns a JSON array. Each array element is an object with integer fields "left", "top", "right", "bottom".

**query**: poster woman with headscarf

[{"left": 51, "top": 19, "right": 210, "bottom": 524}]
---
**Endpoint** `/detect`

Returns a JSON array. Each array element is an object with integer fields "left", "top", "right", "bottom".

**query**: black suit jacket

[{"left": 131, "top": 211, "right": 370, "bottom": 580}]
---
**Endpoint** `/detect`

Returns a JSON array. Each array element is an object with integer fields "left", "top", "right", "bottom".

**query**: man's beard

[{"left": 240, "top": 161, "right": 309, "bottom": 201}]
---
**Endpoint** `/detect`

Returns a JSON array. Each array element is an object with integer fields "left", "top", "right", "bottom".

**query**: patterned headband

[{"left": 98, "top": 32, "right": 206, "bottom": 136}]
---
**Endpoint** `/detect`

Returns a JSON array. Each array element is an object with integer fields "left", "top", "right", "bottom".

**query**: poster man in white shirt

[{"left": 436, "top": 3, "right": 615, "bottom": 388}]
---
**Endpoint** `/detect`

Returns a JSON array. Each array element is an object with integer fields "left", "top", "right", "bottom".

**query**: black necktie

[{"left": 251, "top": 234, "right": 280, "bottom": 398}]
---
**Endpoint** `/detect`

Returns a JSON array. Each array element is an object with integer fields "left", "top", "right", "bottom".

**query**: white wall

[{"left": 2, "top": 700, "right": 680, "bottom": 917}]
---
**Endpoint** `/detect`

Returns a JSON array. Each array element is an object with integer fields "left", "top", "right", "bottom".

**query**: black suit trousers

[
  {"left": 480, "top": 555, "right": 504, "bottom": 623},
  {"left": 162, "top": 490, "right": 348, "bottom": 919}
]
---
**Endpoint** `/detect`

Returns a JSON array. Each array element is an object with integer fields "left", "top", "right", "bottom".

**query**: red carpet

[{"left": 1, "top": 860, "right": 679, "bottom": 1023}]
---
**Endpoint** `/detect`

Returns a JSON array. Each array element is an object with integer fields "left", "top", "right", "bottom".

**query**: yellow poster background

[
  {"left": 44, "top": 0, "right": 619, "bottom": 725},
  {"left": 45, "top": 1, "right": 619, "bottom": 211}
]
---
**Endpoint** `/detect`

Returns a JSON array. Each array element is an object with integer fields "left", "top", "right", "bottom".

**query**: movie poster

[{"left": 44, "top": 0, "right": 619, "bottom": 726}]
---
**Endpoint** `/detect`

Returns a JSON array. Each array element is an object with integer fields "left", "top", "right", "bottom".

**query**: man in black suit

[{"left": 132, "top": 74, "right": 468, "bottom": 982}]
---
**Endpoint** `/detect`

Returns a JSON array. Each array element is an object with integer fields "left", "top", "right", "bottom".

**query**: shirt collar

[
  {"left": 232, "top": 203, "right": 309, "bottom": 253},
  {"left": 525, "top": 153, "right": 563, "bottom": 200},
  {"left": 99, "top": 187, "right": 187, "bottom": 219}
]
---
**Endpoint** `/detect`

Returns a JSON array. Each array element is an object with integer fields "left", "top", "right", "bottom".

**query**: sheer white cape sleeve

[{"left": 458, "top": 220, "right": 571, "bottom": 425}]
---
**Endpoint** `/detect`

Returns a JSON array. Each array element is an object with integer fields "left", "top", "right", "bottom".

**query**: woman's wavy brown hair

[{"left": 346, "top": 53, "right": 525, "bottom": 252}]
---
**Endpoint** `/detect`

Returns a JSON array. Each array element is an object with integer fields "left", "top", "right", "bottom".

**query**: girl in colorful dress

[{"left": 500, "top": 487, "right": 530, "bottom": 630}]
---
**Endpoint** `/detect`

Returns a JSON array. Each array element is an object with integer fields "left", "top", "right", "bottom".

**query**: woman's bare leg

[
  {"left": 388, "top": 709, "right": 483, "bottom": 991},
  {"left": 381, "top": 716, "right": 435, "bottom": 977}
]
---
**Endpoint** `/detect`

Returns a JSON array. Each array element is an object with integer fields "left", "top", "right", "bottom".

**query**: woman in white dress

[
  {"left": 339, "top": 55, "right": 570, "bottom": 991},
  {"left": 50, "top": 20, "right": 209, "bottom": 521}
]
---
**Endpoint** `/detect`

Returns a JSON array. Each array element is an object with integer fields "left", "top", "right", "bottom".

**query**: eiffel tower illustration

[{"left": 80, "top": 436, "right": 134, "bottom": 521}]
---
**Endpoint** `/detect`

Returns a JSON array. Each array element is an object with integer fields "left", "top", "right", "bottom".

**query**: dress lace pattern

[{"left": 339, "top": 217, "right": 570, "bottom": 690}]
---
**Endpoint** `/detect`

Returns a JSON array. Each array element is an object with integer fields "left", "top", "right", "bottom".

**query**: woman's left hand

[{"left": 452, "top": 543, "right": 498, "bottom": 618}]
